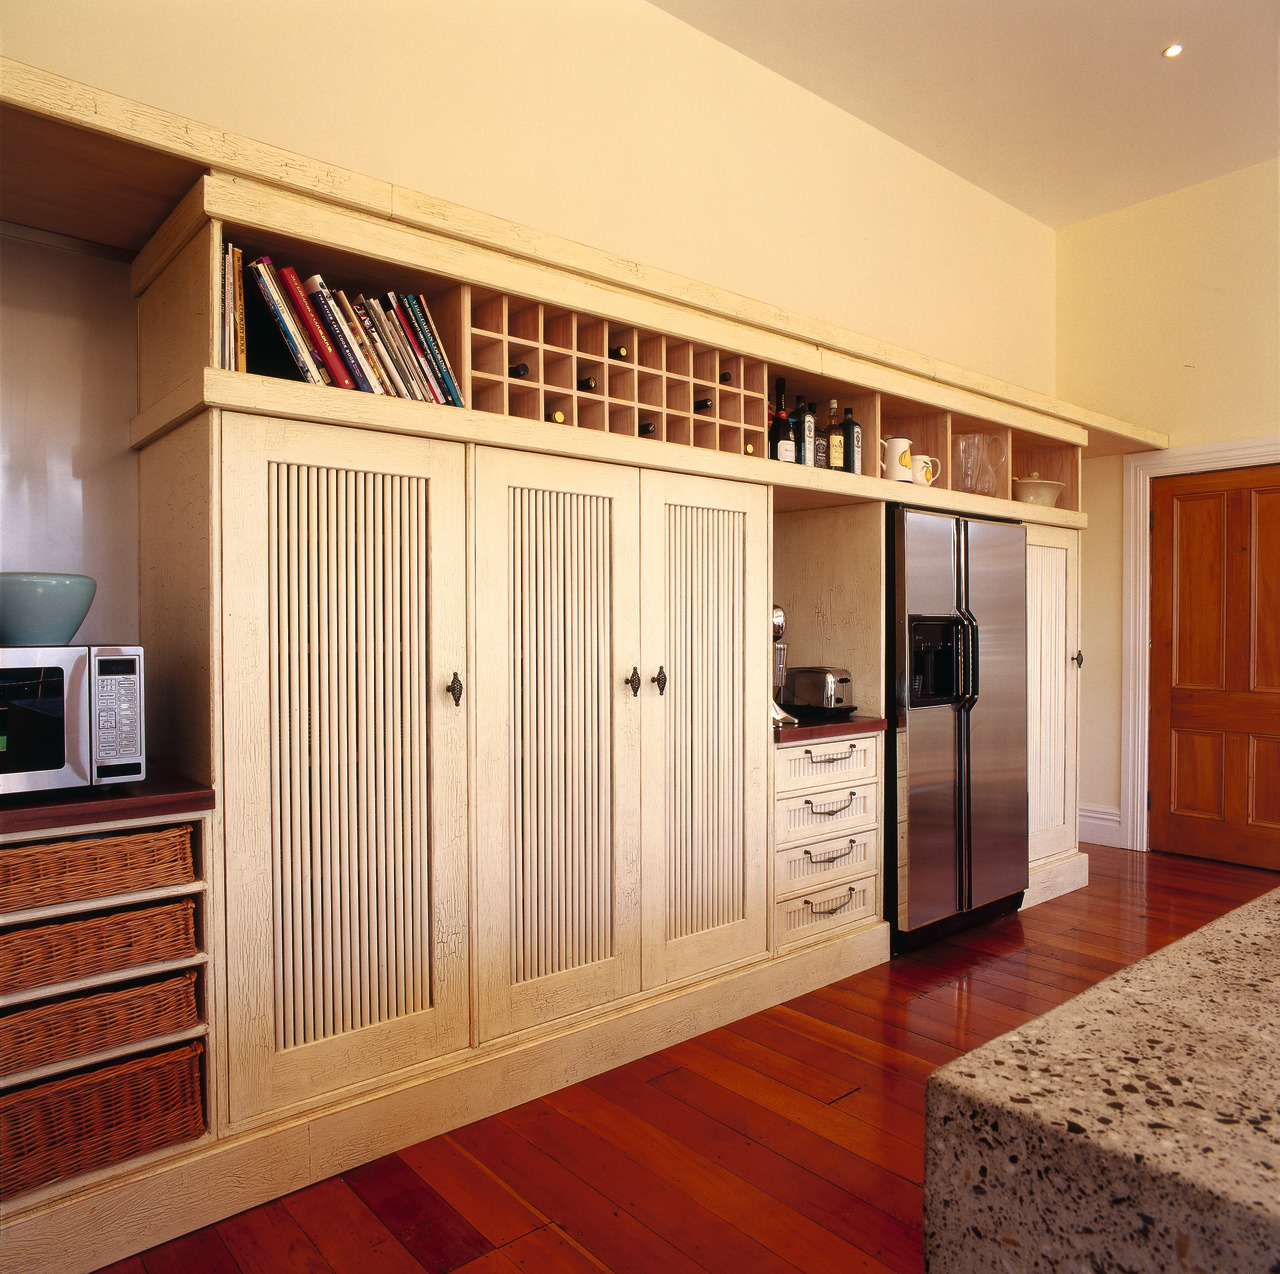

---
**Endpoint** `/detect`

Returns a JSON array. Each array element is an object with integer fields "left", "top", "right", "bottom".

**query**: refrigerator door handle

[{"left": 958, "top": 608, "right": 980, "bottom": 708}]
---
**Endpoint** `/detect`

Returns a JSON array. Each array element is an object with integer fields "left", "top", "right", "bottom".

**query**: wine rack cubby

[{"left": 467, "top": 288, "right": 769, "bottom": 457}]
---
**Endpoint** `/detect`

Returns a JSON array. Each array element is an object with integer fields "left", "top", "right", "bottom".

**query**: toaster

[{"left": 780, "top": 666, "right": 855, "bottom": 719}]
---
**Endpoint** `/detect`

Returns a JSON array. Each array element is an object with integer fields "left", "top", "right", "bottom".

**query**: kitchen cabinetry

[
  {"left": 1024, "top": 524, "right": 1086, "bottom": 904},
  {"left": 219, "top": 413, "right": 470, "bottom": 1120}
]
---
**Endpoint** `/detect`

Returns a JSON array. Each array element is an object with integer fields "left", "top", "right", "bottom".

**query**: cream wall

[
  {"left": 1057, "top": 160, "right": 1280, "bottom": 818},
  {"left": 0, "top": 0, "right": 1056, "bottom": 394}
]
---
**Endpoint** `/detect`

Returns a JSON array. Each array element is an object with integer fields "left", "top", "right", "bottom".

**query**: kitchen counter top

[
  {"left": 924, "top": 885, "right": 1280, "bottom": 1272},
  {"left": 773, "top": 716, "right": 887, "bottom": 744},
  {"left": 0, "top": 770, "right": 215, "bottom": 837}
]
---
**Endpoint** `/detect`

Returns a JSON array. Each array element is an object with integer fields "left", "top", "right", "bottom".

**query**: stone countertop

[{"left": 924, "top": 886, "right": 1280, "bottom": 1273}]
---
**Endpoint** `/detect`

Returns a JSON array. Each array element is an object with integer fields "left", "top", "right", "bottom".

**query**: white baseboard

[{"left": 1079, "top": 803, "right": 1127, "bottom": 848}]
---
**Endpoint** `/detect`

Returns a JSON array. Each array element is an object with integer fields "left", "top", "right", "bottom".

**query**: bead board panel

[
  {"left": 221, "top": 416, "right": 468, "bottom": 1122},
  {"left": 268, "top": 463, "right": 430, "bottom": 1047}
]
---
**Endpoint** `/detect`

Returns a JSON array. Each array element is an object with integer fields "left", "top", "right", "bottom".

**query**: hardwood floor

[{"left": 97, "top": 846, "right": 1278, "bottom": 1274}]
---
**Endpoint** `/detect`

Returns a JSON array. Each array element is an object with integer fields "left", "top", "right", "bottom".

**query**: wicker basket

[
  {"left": 0, "top": 971, "right": 199, "bottom": 1078},
  {"left": 0, "top": 1040, "right": 204, "bottom": 1199},
  {"left": 0, "top": 899, "right": 197, "bottom": 996},
  {"left": 0, "top": 825, "right": 194, "bottom": 913}
]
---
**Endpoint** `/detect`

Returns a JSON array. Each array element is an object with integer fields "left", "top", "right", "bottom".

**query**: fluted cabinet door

[
  {"left": 639, "top": 471, "right": 769, "bottom": 988},
  {"left": 221, "top": 414, "right": 468, "bottom": 1122},
  {"left": 1025, "top": 524, "right": 1079, "bottom": 865},
  {"left": 472, "top": 448, "right": 642, "bottom": 1043}
]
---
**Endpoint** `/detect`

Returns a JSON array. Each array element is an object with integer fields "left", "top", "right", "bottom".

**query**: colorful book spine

[
  {"left": 386, "top": 293, "right": 445, "bottom": 403},
  {"left": 414, "top": 295, "right": 466, "bottom": 408},
  {"left": 303, "top": 273, "right": 377, "bottom": 393},
  {"left": 334, "top": 290, "right": 392, "bottom": 395},
  {"left": 257, "top": 257, "right": 329, "bottom": 384},
  {"left": 247, "top": 259, "right": 324, "bottom": 384},
  {"left": 351, "top": 299, "right": 411, "bottom": 399},
  {"left": 278, "top": 266, "right": 354, "bottom": 389},
  {"left": 232, "top": 246, "right": 246, "bottom": 373},
  {"left": 401, "top": 293, "right": 456, "bottom": 405},
  {"left": 363, "top": 297, "right": 428, "bottom": 401}
]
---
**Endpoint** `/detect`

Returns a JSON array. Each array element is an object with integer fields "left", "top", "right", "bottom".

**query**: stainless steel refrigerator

[{"left": 885, "top": 507, "right": 1028, "bottom": 945}]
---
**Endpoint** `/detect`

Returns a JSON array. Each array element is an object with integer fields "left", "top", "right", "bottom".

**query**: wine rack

[{"left": 468, "top": 288, "right": 768, "bottom": 457}]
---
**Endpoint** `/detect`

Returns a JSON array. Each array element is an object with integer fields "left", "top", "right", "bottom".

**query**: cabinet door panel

[
  {"left": 222, "top": 414, "right": 468, "bottom": 1121},
  {"left": 1025, "top": 524, "right": 1079, "bottom": 864},
  {"left": 473, "top": 449, "right": 641, "bottom": 1042},
  {"left": 639, "top": 471, "right": 768, "bottom": 987}
]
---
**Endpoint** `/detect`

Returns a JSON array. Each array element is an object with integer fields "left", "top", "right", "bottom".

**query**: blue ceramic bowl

[{"left": 0, "top": 573, "right": 97, "bottom": 645}]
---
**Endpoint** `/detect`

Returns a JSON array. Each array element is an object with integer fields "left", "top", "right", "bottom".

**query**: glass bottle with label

[
  {"left": 842, "top": 407, "right": 863, "bottom": 474},
  {"left": 769, "top": 379, "right": 796, "bottom": 463},
  {"left": 794, "top": 399, "right": 816, "bottom": 466},
  {"left": 809, "top": 401, "right": 828, "bottom": 469},
  {"left": 826, "top": 399, "right": 844, "bottom": 470}
]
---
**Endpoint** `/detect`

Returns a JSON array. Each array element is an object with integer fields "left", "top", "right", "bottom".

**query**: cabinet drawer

[
  {"left": 775, "top": 877, "right": 877, "bottom": 948},
  {"left": 775, "top": 734, "right": 879, "bottom": 793},
  {"left": 775, "top": 780, "right": 877, "bottom": 846},
  {"left": 776, "top": 827, "right": 879, "bottom": 900}
]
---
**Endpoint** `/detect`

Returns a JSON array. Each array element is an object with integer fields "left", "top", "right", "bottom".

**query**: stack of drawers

[{"left": 773, "top": 729, "right": 883, "bottom": 948}]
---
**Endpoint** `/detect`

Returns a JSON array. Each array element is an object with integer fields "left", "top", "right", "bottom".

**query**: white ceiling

[{"left": 647, "top": 0, "right": 1280, "bottom": 227}]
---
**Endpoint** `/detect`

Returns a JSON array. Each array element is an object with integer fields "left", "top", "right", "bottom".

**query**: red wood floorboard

[{"left": 108, "top": 846, "right": 1277, "bottom": 1274}]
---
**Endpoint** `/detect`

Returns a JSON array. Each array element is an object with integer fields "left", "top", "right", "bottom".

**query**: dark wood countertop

[
  {"left": 774, "top": 716, "right": 887, "bottom": 744},
  {"left": 0, "top": 771, "right": 215, "bottom": 837}
]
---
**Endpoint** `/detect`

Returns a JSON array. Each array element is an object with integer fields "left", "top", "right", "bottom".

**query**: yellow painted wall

[
  {"left": 1057, "top": 160, "right": 1280, "bottom": 815},
  {"left": 0, "top": 0, "right": 1056, "bottom": 394}
]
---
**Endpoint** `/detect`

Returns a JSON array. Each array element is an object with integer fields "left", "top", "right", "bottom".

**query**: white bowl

[{"left": 1012, "top": 477, "right": 1064, "bottom": 507}]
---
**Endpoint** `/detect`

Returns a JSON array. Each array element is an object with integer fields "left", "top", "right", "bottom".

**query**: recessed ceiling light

[{"left": 1163, "top": 44, "right": 1183, "bottom": 58}]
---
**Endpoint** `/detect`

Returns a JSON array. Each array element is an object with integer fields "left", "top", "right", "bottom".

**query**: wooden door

[
  {"left": 1149, "top": 464, "right": 1280, "bottom": 868},
  {"left": 472, "top": 449, "right": 642, "bottom": 1042},
  {"left": 638, "top": 472, "right": 769, "bottom": 988},
  {"left": 1025, "top": 524, "right": 1080, "bottom": 865},
  {"left": 221, "top": 414, "right": 469, "bottom": 1121}
]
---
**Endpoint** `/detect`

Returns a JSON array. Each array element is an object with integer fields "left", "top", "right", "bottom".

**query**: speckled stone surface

[{"left": 925, "top": 886, "right": 1280, "bottom": 1273}]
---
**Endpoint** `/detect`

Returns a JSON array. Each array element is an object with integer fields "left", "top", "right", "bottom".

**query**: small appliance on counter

[
  {"left": 770, "top": 603, "right": 798, "bottom": 726},
  {"left": 779, "top": 666, "right": 855, "bottom": 720}
]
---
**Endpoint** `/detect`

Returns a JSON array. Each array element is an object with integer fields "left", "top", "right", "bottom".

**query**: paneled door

[
  {"left": 472, "top": 449, "right": 642, "bottom": 1042},
  {"left": 639, "top": 471, "right": 769, "bottom": 987},
  {"left": 1025, "top": 524, "right": 1080, "bottom": 866},
  {"left": 221, "top": 414, "right": 469, "bottom": 1121},
  {"left": 1149, "top": 464, "right": 1280, "bottom": 868}
]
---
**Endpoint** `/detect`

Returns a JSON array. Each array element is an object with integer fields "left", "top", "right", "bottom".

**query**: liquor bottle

[
  {"left": 694, "top": 397, "right": 714, "bottom": 412},
  {"left": 577, "top": 375, "right": 597, "bottom": 392},
  {"left": 826, "top": 399, "right": 845, "bottom": 471},
  {"left": 545, "top": 408, "right": 566, "bottom": 424},
  {"left": 608, "top": 344, "right": 628, "bottom": 359},
  {"left": 718, "top": 370, "right": 732, "bottom": 384},
  {"left": 810, "top": 402, "right": 828, "bottom": 469},
  {"left": 508, "top": 361, "right": 530, "bottom": 378},
  {"left": 793, "top": 398, "right": 816, "bottom": 466},
  {"left": 769, "top": 382, "right": 796, "bottom": 463},
  {"left": 842, "top": 407, "right": 863, "bottom": 474}
]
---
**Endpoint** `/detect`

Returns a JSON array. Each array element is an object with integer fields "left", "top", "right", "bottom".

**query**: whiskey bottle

[
  {"left": 769, "top": 382, "right": 796, "bottom": 463},
  {"left": 826, "top": 399, "right": 845, "bottom": 471},
  {"left": 810, "top": 402, "right": 828, "bottom": 469}
]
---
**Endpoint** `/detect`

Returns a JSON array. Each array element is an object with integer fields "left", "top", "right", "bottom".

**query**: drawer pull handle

[
  {"left": 804, "top": 886, "right": 857, "bottom": 917},
  {"left": 803, "top": 793, "right": 856, "bottom": 817},
  {"left": 447, "top": 672, "right": 464, "bottom": 707},
  {"left": 804, "top": 841, "right": 856, "bottom": 867},
  {"left": 652, "top": 666, "right": 667, "bottom": 695},
  {"left": 625, "top": 667, "right": 641, "bottom": 696},
  {"left": 803, "top": 744, "right": 856, "bottom": 765}
]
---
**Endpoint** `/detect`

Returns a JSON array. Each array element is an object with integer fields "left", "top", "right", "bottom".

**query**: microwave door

[{"left": 0, "top": 649, "right": 90, "bottom": 793}]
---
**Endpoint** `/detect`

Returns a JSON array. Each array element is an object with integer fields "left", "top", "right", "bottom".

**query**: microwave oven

[{"left": 0, "top": 646, "right": 145, "bottom": 795}]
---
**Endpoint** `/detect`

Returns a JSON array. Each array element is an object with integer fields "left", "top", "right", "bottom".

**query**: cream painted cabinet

[
  {"left": 639, "top": 471, "right": 769, "bottom": 988},
  {"left": 473, "top": 451, "right": 768, "bottom": 1040},
  {"left": 1025, "top": 524, "right": 1080, "bottom": 866},
  {"left": 220, "top": 413, "right": 470, "bottom": 1121}
]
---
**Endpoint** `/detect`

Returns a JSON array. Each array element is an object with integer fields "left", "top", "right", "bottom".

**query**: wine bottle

[
  {"left": 694, "top": 397, "right": 713, "bottom": 412},
  {"left": 577, "top": 375, "right": 597, "bottom": 392},
  {"left": 744, "top": 442, "right": 755, "bottom": 455},
  {"left": 769, "top": 382, "right": 796, "bottom": 463},
  {"left": 810, "top": 402, "right": 828, "bottom": 469},
  {"left": 608, "top": 344, "right": 628, "bottom": 359},
  {"left": 792, "top": 397, "right": 816, "bottom": 466},
  {"left": 639, "top": 420, "right": 657, "bottom": 436},
  {"left": 718, "top": 370, "right": 732, "bottom": 384},
  {"left": 842, "top": 407, "right": 863, "bottom": 474},
  {"left": 826, "top": 398, "right": 844, "bottom": 470},
  {"left": 508, "top": 362, "right": 530, "bottom": 378},
  {"left": 545, "top": 408, "right": 566, "bottom": 424}
]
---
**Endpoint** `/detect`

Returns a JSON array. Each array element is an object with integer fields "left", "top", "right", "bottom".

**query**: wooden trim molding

[{"left": 1120, "top": 434, "right": 1280, "bottom": 852}]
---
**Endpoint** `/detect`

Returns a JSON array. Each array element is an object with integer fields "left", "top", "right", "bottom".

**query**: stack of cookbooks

[{"left": 222, "top": 242, "right": 465, "bottom": 407}]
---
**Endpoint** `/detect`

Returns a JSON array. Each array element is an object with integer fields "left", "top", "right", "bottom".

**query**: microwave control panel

[{"left": 90, "top": 647, "right": 146, "bottom": 782}]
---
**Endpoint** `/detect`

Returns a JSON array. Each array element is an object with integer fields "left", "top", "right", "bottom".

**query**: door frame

[{"left": 1120, "top": 434, "right": 1280, "bottom": 852}]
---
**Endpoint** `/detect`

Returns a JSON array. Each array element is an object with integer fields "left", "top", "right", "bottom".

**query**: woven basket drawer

[
  {"left": 0, "top": 899, "right": 197, "bottom": 996},
  {"left": 0, "top": 1040, "right": 204, "bottom": 1199},
  {"left": 0, "top": 971, "right": 199, "bottom": 1078},
  {"left": 0, "top": 825, "right": 194, "bottom": 913}
]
